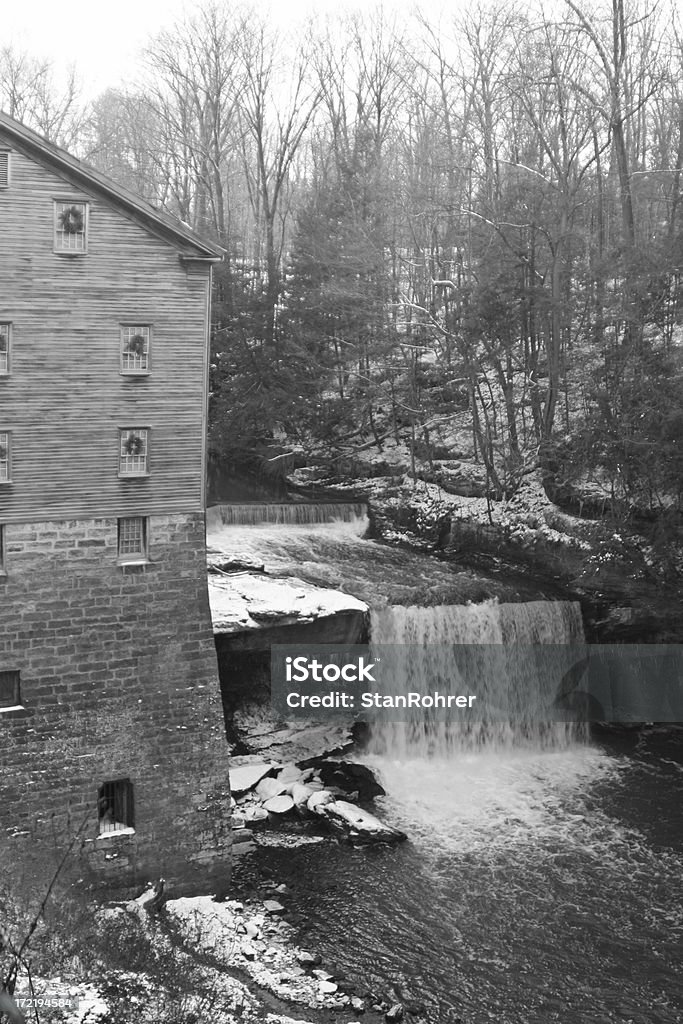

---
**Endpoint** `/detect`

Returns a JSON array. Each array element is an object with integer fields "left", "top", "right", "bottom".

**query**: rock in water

[
  {"left": 244, "top": 806, "right": 269, "bottom": 826},
  {"left": 318, "top": 800, "right": 407, "bottom": 845},
  {"left": 229, "top": 762, "right": 276, "bottom": 795},
  {"left": 307, "top": 790, "right": 336, "bottom": 815},
  {"left": 263, "top": 794, "right": 295, "bottom": 815},
  {"left": 292, "top": 783, "right": 316, "bottom": 813},
  {"left": 297, "top": 950, "right": 321, "bottom": 967},
  {"left": 318, "top": 760, "right": 386, "bottom": 800},
  {"left": 256, "top": 776, "right": 289, "bottom": 800},
  {"left": 278, "top": 764, "right": 304, "bottom": 783}
]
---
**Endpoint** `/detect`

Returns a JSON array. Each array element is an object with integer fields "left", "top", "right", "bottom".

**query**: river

[{"left": 210, "top": 505, "right": 683, "bottom": 1022}]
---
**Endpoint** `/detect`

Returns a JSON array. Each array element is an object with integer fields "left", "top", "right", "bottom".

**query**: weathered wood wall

[{"left": 0, "top": 130, "right": 211, "bottom": 523}]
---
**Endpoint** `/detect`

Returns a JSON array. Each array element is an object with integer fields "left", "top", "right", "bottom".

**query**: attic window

[
  {"left": 0, "top": 153, "right": 9, "bottom": 189},
  {"left": 98, "top": 778, "right": 135, "bottom": 835},
  {"left": 54, "top": 200, "right": 88, "bottom": 253},
  {"left": 0, "top": 670, "right": 21, "bottom": 711}
]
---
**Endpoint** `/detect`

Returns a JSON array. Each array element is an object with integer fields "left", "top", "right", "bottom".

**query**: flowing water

[
  {"left": 215, "top": 505, "right": 683, "bottom": 1022},
  {"left": 207, "top": 504, "right": 555, "bottom": 607},
  {"left": 368, "top": 601, "right": 587, "bottom": 755}
]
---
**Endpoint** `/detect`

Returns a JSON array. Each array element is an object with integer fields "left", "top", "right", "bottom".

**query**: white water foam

[{"left": 369, "top": 600, "right": 587, "bottom": 755}]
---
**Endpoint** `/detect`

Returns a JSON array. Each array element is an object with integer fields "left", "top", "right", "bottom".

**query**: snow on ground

[{"left": 208, "top": 571, "right": 367, "bottom": 633}]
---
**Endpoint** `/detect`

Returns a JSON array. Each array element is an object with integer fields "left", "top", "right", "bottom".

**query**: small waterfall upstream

[
  {"left": 369, "top": 600, "right": 587, "bottom": 755},
  {"left": 207, "top": 501, "right": 369, "bottom": 528}
]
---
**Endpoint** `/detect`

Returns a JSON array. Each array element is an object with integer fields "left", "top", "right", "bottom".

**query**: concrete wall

[{"left": 0, "top": 512, "right": 231, "bottom": 893}]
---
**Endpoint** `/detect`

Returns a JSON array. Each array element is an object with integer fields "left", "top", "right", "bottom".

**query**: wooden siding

[{"left": 0, "top": 131, "right": 212, "bottom": 523}]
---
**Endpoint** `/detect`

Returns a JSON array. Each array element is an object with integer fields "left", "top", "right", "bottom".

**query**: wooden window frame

[
  {"left": 0, "top": 670, "right": 22, "bottom": 712},
  {"left": 118, "top": 428, "right": 149, "bottom": 477},
  {"left": 117, "top": 516, "right": 149, "bottom": 564},
  {"left": 120, "top": 325, "right": 151, "bottom": 376},
  {"left": 0, "top": 323, "right": 9, "bottom": 375},
  {"left": 97, "top": 778, "right": 135, "bottom": 835},
  {"left": 0, "top": 432, "right": 11, "bottom": 484},
  {"left": 0, "top": 152, "right": 10, "bottom": 189},
  {"left": 54, "top": 199, "right": 89, "bottom": 255}
]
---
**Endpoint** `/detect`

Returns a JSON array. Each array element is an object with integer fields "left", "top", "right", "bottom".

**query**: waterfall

[
  {"left": 207, "top": 501, "right": 368, "bottom": 528},
  {"left": 368, "top": 600, "right": 587, "bottom": 755}
]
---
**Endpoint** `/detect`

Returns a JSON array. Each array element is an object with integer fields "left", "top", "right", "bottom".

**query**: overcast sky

[{"left": 4, "top": 0, "right": 418, "bottom": 100}]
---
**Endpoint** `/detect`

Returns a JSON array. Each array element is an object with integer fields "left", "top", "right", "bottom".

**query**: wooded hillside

[{"left": 4, "top": 0, "right": 683, "bottom": 520}]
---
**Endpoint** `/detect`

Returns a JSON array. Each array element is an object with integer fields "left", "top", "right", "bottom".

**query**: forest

[{"left": 3, "top": 0, "right": 683, "bottom": 521}]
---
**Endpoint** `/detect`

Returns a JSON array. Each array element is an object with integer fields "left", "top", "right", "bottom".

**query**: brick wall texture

[{"left": 0, "top": 512, "right": 231, "bottom": 894}]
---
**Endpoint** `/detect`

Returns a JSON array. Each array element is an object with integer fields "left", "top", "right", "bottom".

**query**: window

[
  {"left": 119, "top": 429, "right": 148, "bottom": 476},
  {"left": 54, "top": 200, "right": 88, "bottom": 253},
  {"left": 0, "top": 324, "right": 9, "bottom": 374},
  {"left": 0, "top": 670, "right": 21, "bottom": 711},
  {"left": 0, "top": 152, "right": 9, "bottom": 189},
  {"left": 117, "top": 516, "right": 148, "bottom": 562},
  {"left": 0, "top": 432, "right": 10, "bottom": 483},
  {"left": 98, "top": 779, "right": 135, "bottom": 835},
  {"left": 121, "top": 325, "right": 150, "bottom": 374}
]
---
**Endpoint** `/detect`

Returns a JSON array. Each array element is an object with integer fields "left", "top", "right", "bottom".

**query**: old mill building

[{"left": 0, "top": 111, "right": 232, "bottom": 891}]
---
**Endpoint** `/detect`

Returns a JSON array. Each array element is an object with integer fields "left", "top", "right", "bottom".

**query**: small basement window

[
  {"left": 0, "top": 670, "right": 21, "bottom": 711},
  {"left": 0, "top": 432, "right": 10, "bottom": 482},
  {"left": 117, "top": 516, "right": 148, "bottom": 562},
  {"left": 98, "top": 778, "right": 135, "bottom": 835},
  {"left": 54, "top": 200, "right": 88, "bottom": 253},
  {"left": 0, "top": 324, "right": 9, "bottom": 374},
  {"left": 119, "top": 428, "right": 148, "bottom": 476},
  {"left": 0, "top": 152, "right": 9, "bottom": 189},
  {"left": 121, "top": 325, "right": 151, "bottom": 374}
]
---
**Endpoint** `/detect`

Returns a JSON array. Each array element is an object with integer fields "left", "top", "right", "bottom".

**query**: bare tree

[{"left": 0, "top": 46, "right": 84, "bottom": 147}]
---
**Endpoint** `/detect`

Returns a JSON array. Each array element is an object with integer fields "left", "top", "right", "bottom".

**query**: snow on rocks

[
  {"left": 263, "top": 794, "right": 295, "bottom": 815},
  {"left": 231, "top": 757, "right": 402, "bottom": 846},
  {"left": 166, "top": 895, "right": 361, "bottom": 1013},
  {"left": 256, "top": 776, "right": 290, "bottom": 800},
  {"left": 208, "top": 568, "right": 367, "bottom": 634},
  {"left": 230, "top": 761, "right": 278, "bottom": 795}
]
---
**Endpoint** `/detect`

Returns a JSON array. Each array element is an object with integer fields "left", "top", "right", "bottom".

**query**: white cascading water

[
  {"left": 364, "top": 601, "right": 610, "bottom": 860},
  {"left": 369, "top": 600, "right": 587, "bottom": 756},
  {"left": 207, "top": 501, "right": 369, "bottom": 528}
]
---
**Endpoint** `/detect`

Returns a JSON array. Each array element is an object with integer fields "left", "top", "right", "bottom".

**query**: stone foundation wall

[{"left": 0, "top": 512, "right": 231, "bottom": 894}]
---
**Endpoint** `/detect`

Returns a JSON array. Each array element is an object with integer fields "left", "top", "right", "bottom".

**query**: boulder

[
  {"left": 317, "top": 800, "right": 407, "bottom": 846},
  {"left": 291, "top": 783, "right": 316, "bottom": 813},
  {"left": 317, "top": 760, "right": 385, "bottom": 801},
  {"left": 244, "top": 805, "right": 269, "bottom": 826},
  {"left": 263, "top": 795, "right": 295, "bottom": 815},
  {"left": 229, "top": 762, "right": 276, "bottom": 795},
  {"left": 297, "top": 950, "right": 322, "bottom": 967},
  {"left": 256, "top": 777, "right": 289, "bottom": 800},
  {"left": 277, "top": 764, "right": 304, "bottom": 783},
  {"left": 307, "top": 790, "right": 336, "bottom": 815}
]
